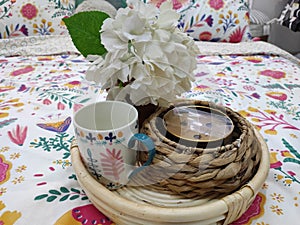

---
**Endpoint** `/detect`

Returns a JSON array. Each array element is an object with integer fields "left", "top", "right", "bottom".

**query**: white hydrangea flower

[{"left": 86, "top": 0, "right": 199, "bottom": 106}]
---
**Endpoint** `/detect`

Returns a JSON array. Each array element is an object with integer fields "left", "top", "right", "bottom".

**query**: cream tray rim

[{"left": 70, "top": 127, "right": 270, "bottom": 224}]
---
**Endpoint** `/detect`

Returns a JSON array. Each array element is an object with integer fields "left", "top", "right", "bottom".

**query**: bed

[{"left": 0, "top": 1, "right": 299, "bottom": 225}]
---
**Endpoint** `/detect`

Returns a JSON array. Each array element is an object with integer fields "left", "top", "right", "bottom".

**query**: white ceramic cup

[{"left": 73, "top": 100, "right": 155, "bottom": 190}]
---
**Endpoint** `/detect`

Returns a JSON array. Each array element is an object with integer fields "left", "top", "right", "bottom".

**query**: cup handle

[{"left": 127, "top": 133, "right": 155, "bottom": 178}]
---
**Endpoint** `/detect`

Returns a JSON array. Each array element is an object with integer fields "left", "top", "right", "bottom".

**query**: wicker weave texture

[{"left": 136, "top": 100, "right": 262, "bottom": 199}]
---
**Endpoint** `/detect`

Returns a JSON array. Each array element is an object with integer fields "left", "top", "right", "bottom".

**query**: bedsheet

[{"left": 0, "top": 36, "right": 299, "bottom": 225}]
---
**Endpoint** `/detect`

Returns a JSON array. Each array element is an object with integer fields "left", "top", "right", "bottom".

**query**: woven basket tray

[
  {"left": 70, "top": 126, "right": 269, "bottom": 225},
  {"left": 136, "top": 100, "right": 263, "bottom": 199}
]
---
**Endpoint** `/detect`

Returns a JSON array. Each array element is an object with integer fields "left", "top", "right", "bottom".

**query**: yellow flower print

[
  {"left": 0, "top": 98, "right": 24, "bottom": 118},
  {"left": 0, "top": 147, "right": 10, "bottom": 153},
  {"left": 53, "top": 159, "right": 72, "bottom": 168},
  {"left": 254, "top": 125, "right": 262, "bottom": 131},
  {"left": 290, "top": 134, "right": 298, "bottom": 138},
  {"left": 284, "top": 179, "right": 293, "bottom": 185},
  {"left": 281, "top": 150, "right": 294, "bottom": 158},
  {"left": 275, "top": 174, "right": 284, "bottom": 181},
  {"left": 270, "top": 205, "right": 284, "bottom": 215},
  {"left": 117, "top": 131, "right": 123, "bottom": 138},
  {"left": 62, "top": 0, "right": 70, "bottom": 5},
  {"left": 238, "top": 110, "right": 250, "bottom": 117},
  {"left": 262, "top": 183, "right": 268, "bottom": 189},
  {"left": 97, "top": 134, "right": 103, "bottom": 140},
  {"left": 15, "top": 165, "right": 27, "bottom": 173},
  {"left": 219, "top": 10, "right": 241, "bottom": 33},
  {"left": 0, "top": 201, "right": 21, "bottom": 224},
  {"left": 264, "top": 109, "right": 276, "bottom": 115},
  {"left": 264, "top": 129, "right": 277, "bottom": 135},
  {"left": 270, "top": 152, "right": 282, "bottom": 169},
  {"left": 271, "top": 193, "right": 284, "bottom": 203},
  {"left": 248, "top": 106, "right": 259, "bottom": 112},
  {"left": 11, "top": 176, "right": 25, "bottom": 184},
  {"left": 80, "top": 131, "right": 84, "bottom": 137},
  {"left": 33, "top": 19, "right": 55, "bottom": 35},
  {"left": 244, "top": 56, "right": 263, "bottom": 63},
  {"left": 251, "top": 118, "right": 261, "bottom": 122},
  {"left": 0, "top": 187, "right": 7, "bottom": 196},
  {"left": 9, "top": 153, "right": 21, "bottom": 160}
]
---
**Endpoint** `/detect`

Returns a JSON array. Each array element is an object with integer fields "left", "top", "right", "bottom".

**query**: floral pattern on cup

[
  {"left": 73, "top": 101, "right": 155, "bottom": 190},
  {"left": 75, "top": 129, "right": 127, "bottom": 146}
]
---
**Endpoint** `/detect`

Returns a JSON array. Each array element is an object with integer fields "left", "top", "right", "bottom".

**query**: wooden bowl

[{"left": 70, "top": 127, "right": 269, "bottom": 225}]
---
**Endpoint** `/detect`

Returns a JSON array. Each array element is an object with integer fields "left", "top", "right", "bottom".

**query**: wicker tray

[{"left": 70, "top": 127, "right": 269, "bottom": 225}]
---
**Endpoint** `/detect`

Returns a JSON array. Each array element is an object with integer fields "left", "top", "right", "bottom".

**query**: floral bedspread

[{"left": 0, "top": 41, "right": 299, "bottom": 225}]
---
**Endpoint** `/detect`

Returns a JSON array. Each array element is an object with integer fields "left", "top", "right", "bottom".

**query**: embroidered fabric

[
  {"left": 75, "top": 0, "right": 117, "bottom": 17},
  {"left": 1, "top": 34, "right": 298, "bottom": 64}
]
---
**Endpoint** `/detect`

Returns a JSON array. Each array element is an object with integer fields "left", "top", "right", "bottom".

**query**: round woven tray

[
  {"left": 70, "top": 126, "right": 269, "bottom": 225},
  {"left": 136, "top": 100, "right": 263, "bottom": 199}
]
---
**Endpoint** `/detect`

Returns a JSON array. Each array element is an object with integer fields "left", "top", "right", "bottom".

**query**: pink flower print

[
  {"left": 259, "top": 70, "right": 286, "bottom": 79},
  {"left": 64, "top": 80, "right": 81, "bottom": 88},
  {"left": 270, "top": 152, "right": 282, "bottom": 169},
  {"left": 73, "top": 103, "right": 83, "bottom": 113},
  {"left": 10, "top": 66, "right": 35, "bottom": 76},
  {"left": 287, "top": 171, "right": 296, "bottom": 176},
  {"left": 101, "top": 148, "right": 125, "bottom": 181},
  {"left": 209, "top": 0, "right": 224, "bottom": 10},
  {"left": 171, "top": 0, "right": 183, "bottom": 10},
  {"left": 244, "top": 56, "right": 263, "bottom": 63},
  {"left": 266, "top": 91, "right": 287, "bottom": 101},
  {"left": 7, "top": 125, "right": 28, "bottom": 146},
  {"left": 0, "top": 155, "right": 12, "bottom": 184},
  {"left": 43, "top": 99, "right": 52, "bottom": 105},
  {"left": 230, "top": 193, "right": 265, "bottom": 225},
  {"left": 21, "top": 3, "right": 38, "bottom": 20},
  {"left": 243, "top": 85, "right": 256, "bottom": 91},
  {"left": 57, "top": 102, "right": 65, "bottom": 110},
  {"left": 199, "top": 31, "right": 212, "bottom": 41},
  {"left": 229, "top": 26, "right": 247, "bottom": 43},
  {"left": 148, "top": 0, "right": 188, "bottom": 10},
  {"left": 71, "top": 204, "right": 113, "bottom": 225},
  {"left": 281, "top": 150, "right": 294, "bottom": 158}
]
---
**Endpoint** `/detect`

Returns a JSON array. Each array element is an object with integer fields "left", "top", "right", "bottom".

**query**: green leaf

[
  {"left": 63, "top": 152, "right": 71, "bottom": 159},
  {"left": 225, "top": 67, "right": 232, "bottom": 72},
  {"left": 283, "top": 158, "right": 300, "bottom": 164},
  {"left": 63, "top": 11, "right": 109, "bottom": 57},
  {"left": 59, "top": 194, "right": 70, "bottom": 202},
  {"left": 49, "top": 190, "right": 61, "bottom": 195},
  {"left": 70, "top": 188, "right": 80, "bottom": 194},
  {"left": 282, "top": 138, "right": 300, "bottom": 159},
  {"left": 47, "top": 196, "right": 58, "bottom": 202},
  {"left": 34, "top": 194, "right": 48, "bottom": 201},
  {"left": 231, "top": 91, "right": 238, "bottom": 97},
  {"left": 81, "top": 196, "right": 88, "bottom": 201},
  {"left": 70, "top": 195, "right": 80, "bottom": 200},
  {"left": 79, "top": 98, "right": 91, "bottom": 103},
  {"left": 60, "top": 187, "right": 70, "bottom": 193}
]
